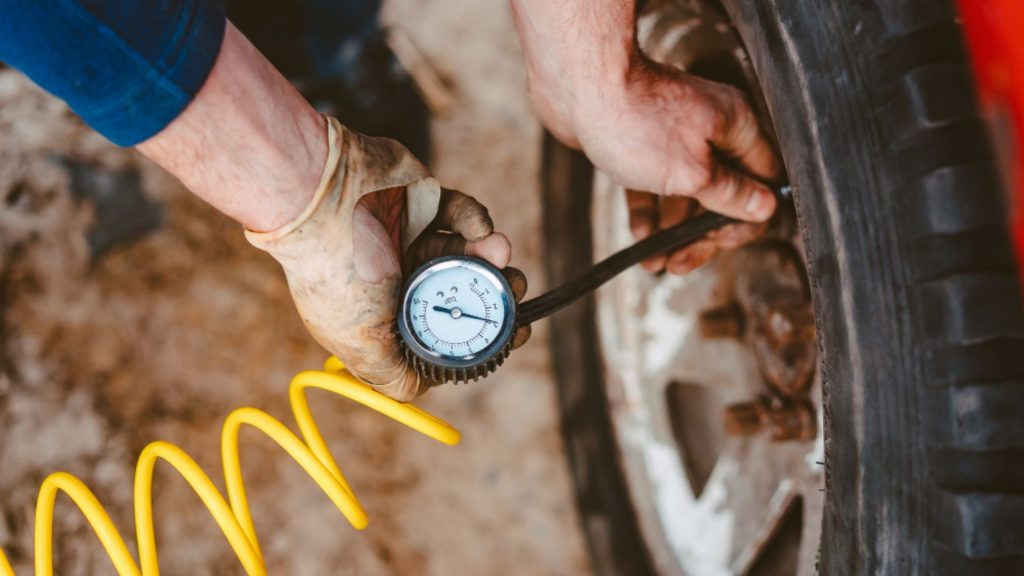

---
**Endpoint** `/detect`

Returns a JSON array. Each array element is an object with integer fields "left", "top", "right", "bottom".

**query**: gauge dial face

[{"left": 399, "top": 257, "right": 515, "bottom": 368}]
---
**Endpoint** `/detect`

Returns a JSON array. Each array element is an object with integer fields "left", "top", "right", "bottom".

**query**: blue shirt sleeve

[{"left": 0, "top": 0, "right": 226, "bottom": 146}]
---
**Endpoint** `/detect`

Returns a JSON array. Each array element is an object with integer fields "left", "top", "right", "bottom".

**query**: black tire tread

[
  {"left": 897, "top": 162, "right": 1005, "bottom": 238},
  {"left": 879, "top": 16, "right": 1024, "bottom": 569},
  {"left": 925, "top": 337, "right": 1024, "bottom": 388},
  {"left": 917, "top": 273, "right": 1024, "bottom": 343},
  {"left": 926, "top": 382, "right": 1024, "bottom": 451},
  {"left": 930, "top": 543, "right": 1024, "bottom": 575},
  {"left": 932, "top": 491, "right": 1024, "bottom": 559},
  {"left": 933, "top": 447, "right": 1024, "bottom": 494}
]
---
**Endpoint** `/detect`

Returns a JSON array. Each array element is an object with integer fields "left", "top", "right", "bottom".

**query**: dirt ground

[{"left": 0, "top": 1, "right": 590, "bottom": 574}]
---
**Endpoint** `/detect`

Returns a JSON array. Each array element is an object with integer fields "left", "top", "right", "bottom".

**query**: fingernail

[{"left": 745, "top": 190, "right": 774, "bottom": 220}]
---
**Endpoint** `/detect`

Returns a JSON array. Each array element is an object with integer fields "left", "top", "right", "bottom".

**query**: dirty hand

[
  {"left": 247, "top": 116, "right": 530, "bottom": 401},
  {"left": 510, "top": 0, "right": 781, "bottom": 274},
  {"left": 596, "top": 64, "right": 780, "bottom": 274}
]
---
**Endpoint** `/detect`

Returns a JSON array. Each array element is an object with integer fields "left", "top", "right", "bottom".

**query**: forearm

[
  {"left": 137, "top": 23, "right": 327, "bottom": 232},
  {"left": 509, "top": 0, "right": 640, "bottom": 140}
]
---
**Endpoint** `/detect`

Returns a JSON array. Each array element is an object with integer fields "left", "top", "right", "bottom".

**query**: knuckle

[
  {"left": 453, "top": 193, "right": 485, "bottom": 217},
  {"left": 452, "top": 198, "right": 493, "bottom": 239},
  {"left": 667, "top": 164, "right": 711, "bottom": 198},
  {"left": 700, "top": 89, "right": 736, "bottom": 135},
  {"left": 689, "top": 181, "right": 719, "bottom": 204},
  {"left": 722, "top": 174, "right": 745, "bottom": 200}
]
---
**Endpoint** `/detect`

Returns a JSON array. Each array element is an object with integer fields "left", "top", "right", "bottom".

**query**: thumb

[
  {"left": 690, "top": 164, "right": 777, "bottom": 222},
  {"left": 705, "top": 83, "right": 781, "bottom": 182}
]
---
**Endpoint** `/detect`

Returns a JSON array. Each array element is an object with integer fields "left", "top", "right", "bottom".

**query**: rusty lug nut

[
  {"left": 766, "top": 401, "right": 817, "bottom": 442},
  {"left": 699, "top": 302, "right": 744, "bottom": 339},
  {"left": 764, "top": 303, "right": 815, "bottom": 347},
  {"left": 767, "top": 309, "right": 795, "bottom": 344},
  {"left": 724, "top": 400, "right": 767, "bottom": 437},
  {"left": 724, "top": 398, "right": 817, "bottom": 442}
]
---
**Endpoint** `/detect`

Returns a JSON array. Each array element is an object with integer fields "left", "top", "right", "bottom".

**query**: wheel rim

[{"left": 588, "top": 2, "right": 825, "bottom": 574}]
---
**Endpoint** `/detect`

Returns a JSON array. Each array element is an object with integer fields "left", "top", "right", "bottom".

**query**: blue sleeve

[{"left": 0, "top": 0, "right": 226, "bottom": 146}]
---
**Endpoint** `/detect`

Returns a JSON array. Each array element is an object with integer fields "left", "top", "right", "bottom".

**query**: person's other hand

[
  {"left": 247, "top": 116, "right": 529, "bottom": 401},
  {"left": 511, "top": 1, "right": 781, "bottom": 273},
  {"left": 528, "top": 55, "right": 782, "bottom": 273},
  {"left": 565, "top": 60, "right": 782, "bottom": 222}
]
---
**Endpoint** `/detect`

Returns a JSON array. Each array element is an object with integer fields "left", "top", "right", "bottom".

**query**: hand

[
  {"left": 136, "top": 28, "right": 529, "bottom": 400},
  {"left": 510, "top": 0, "right": 782, "bottom": 272},
  {"left": 576, "top": 62, "right": 781, "bottom": 273},
  {"left": 570, "top": 60, "right": 781, "bottom": 221},
  {"left": 551, "top": 61, "right": 782, "bottom": 274},
  {"left": 247, "top": 116, "right": 530, "bottom": 401}
]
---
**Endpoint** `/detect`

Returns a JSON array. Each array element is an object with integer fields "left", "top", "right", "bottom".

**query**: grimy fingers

[
  {"left": 691, "top": 164, "right": 777, "bottom": 222},
  {"left": 698, "top": 87, "right": 782, "bottom": 222},
  {"left": 656, "top": 195, "right": 704, "bottom": 274},
  {"left": 502, "top": 266, "right": 532, "bottom": 350},
  {"left": 626, "top": 190, "right": 667, "bottom": 272},
  {"left": 706, "top": 89, "right": 781, "bottom": 182},
  {"left": 666, "top": 238, "right": 718, "bottom": 275},
  {"left": 406, "top": 230, "right": 512, "bottom": 270},
  {"left": 512, "top": 325, "right": 532, "bottom": 350},
  {"left": 502, "top": 267, "right": 528, "bottom": 302},
  {"left": 432, "top": 188, "right": 494, "bottom": 241},
  {"left": 711, "top": 220, "right": 767, "bottom": 250},
  {"left": 626, "top": 189, "right": 658, "bottom": 239}
]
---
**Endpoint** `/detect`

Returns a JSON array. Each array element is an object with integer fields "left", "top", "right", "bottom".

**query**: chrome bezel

[{"left": 397, "top": 256, "right": 516, "bottom": 370}]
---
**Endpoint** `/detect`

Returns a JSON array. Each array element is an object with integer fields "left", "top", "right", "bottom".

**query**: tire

[{"left": 542, "top": 1, "right": 1024, "bottom": 574}]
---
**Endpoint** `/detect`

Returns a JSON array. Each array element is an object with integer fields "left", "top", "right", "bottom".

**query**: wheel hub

[{"left": 588, "top": 2, "right": 825, "bottom": 574}]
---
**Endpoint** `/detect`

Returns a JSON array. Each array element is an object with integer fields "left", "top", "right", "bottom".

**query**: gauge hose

[
  {"left": 517, "top": 211, "right": 734, "bottom": 324},
  {"left": 517, "top": 185, "right": 791, "bottom": 325},
  {"left": 0, "top": 357, "right": 459, "bottom": 576}
]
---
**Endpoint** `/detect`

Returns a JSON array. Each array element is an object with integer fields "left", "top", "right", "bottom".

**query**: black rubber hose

[
  {"left": 517, "top": 185, "right": 791, "bottom": 325},
  {"left": 517, "top": 211, "right": 736, "bottom": 325}
]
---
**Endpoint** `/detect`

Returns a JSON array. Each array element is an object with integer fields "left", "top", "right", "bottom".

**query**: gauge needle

[{"left": 432, "top": 305, "right": 497, "bottom": 325}]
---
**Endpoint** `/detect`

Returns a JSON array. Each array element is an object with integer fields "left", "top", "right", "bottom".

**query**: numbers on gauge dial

[{"left": 408, "top": 265, "right": 506, "bottom": 357}]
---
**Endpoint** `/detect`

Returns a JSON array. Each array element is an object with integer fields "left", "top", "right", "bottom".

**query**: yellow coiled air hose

[{"left": 0, "top": 357, "right": 460, "bottom": 576}]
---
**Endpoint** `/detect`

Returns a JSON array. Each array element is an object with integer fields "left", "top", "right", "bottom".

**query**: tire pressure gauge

[
  {"left": 398, "top": 256, "right": 517, "bottom": 383},
  {"left": 396, "top": 189, "right": 786, "bottom": 386}
]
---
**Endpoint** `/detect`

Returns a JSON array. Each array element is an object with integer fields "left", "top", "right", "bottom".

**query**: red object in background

[{"left": 958, "top": 0, "right": 1024, "bottom": 276}]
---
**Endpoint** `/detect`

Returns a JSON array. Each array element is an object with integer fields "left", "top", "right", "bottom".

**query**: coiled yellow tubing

[{"left": 0, "top": 357, "right": 460, "bottom": 576}]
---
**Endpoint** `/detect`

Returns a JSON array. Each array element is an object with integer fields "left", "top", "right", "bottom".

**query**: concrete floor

[{"left": 0, "top": 1, "right": 590, "bottom": 574}]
